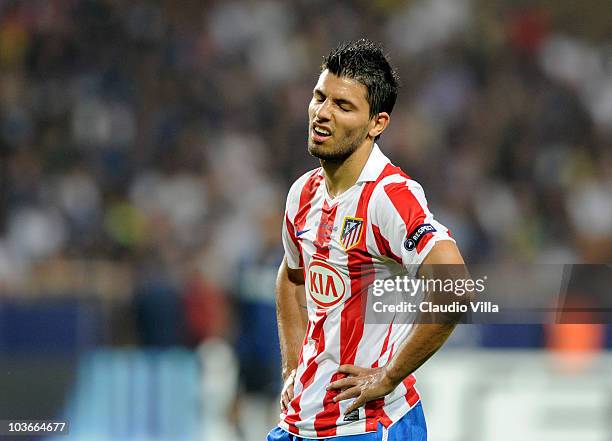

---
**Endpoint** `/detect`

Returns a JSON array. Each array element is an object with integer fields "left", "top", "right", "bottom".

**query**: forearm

[
  {"left": 276, "top": 258, "right": 307, "bottom": 380},
  {"left": 382, "top": 323, "right": 455, "bottom": 386},
  {"left": 277, "top": 286, "right": 307, "bottom": 380},
  {"left": 384, "top": 241, "right": 468, "bottom": 386}
]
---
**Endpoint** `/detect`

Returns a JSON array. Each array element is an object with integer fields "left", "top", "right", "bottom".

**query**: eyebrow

[{"left": 313, "top": 88, "right": 357, "bottom": 108}]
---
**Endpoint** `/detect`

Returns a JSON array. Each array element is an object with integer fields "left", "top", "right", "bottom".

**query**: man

[{"left": 268, "top": 39, "right": 466, "bottom": 441}]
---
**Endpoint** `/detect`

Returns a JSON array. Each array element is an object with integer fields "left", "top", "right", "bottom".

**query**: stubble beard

[{"left": 307, "top": 126, "right": 370, "bottom": 163}]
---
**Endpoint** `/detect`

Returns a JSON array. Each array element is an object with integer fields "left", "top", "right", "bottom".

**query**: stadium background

[{"left": 0, "top": 0, "right": 611, "bottom": 440}]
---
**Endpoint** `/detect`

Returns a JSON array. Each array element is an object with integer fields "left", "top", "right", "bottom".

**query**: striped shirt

[{"left": 279, "top": 144, "right": 453, "bottom": 438}]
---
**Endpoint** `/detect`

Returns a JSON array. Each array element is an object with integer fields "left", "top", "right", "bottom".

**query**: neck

[{"left": 321, "top": 141, "right": 374, "bottom": 198}]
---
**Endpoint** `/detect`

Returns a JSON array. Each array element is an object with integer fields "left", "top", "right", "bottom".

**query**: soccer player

[{"left": 268, "top": 39, "right": 466, "bottom": 441}]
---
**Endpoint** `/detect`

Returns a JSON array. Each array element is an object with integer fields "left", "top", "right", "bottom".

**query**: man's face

[{"left": 308, "top": 70, "right": 373, "bottom": 161}]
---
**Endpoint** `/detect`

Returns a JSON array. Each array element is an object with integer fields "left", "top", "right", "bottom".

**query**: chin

[
  {"left": 307, "top": 143, "right": 324, "bottom": 159},
  {"left": 307, "top": 139, "right": 323, "bottom": 153},
  {"left": 308, "top": 143, "right": 353, "bottom": 162}
]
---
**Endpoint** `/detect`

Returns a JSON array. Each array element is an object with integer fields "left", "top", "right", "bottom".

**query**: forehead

[{"left": 314, "top": 70, "right": 368, "bottom": 104}]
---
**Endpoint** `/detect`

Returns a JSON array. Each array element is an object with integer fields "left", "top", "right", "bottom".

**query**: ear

[{"left": 368, "top": 112, "right": 390, "bottom": 139}]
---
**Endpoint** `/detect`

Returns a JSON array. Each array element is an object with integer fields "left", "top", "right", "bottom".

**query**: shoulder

[{"left": 369, "top": 165, "right": 427, "bottom": 214}]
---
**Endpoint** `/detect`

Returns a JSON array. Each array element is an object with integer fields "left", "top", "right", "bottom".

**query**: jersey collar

[{"left": 356, "top": 143, "right": 391, "bottom": 183}]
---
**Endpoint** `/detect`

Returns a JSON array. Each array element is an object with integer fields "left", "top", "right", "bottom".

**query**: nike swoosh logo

[{"left": 296, "top": 229, "right": 311, "bottom": 237}]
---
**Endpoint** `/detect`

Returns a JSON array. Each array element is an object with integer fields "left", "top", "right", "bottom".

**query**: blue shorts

[{"left": 267, "top": 402, "right": 427, "bottom": 441}]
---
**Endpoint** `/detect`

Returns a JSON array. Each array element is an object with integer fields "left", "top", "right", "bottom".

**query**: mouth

[{"left": 311, "top": 124, "right": 332, "bottom": 143}]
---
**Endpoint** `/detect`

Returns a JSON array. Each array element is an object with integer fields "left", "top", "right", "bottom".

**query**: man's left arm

[{"left": 327, "top": 240, "right": 469, "bottom": 414}]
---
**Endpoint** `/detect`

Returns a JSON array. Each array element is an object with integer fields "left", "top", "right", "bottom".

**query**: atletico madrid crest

[{"left": 340, "top": 216, "right": 364, "bottom": 251}]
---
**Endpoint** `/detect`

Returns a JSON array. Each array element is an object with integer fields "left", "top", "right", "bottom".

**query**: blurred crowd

[{"left": 1, "top": 0, "right": 612, "bottom": 409}]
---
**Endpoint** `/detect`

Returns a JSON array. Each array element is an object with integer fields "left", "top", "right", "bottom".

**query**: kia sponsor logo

[{"left": 307, "top": 260, "right": 346, "bottom": 308}]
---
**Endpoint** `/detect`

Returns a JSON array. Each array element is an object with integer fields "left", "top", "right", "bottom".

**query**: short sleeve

[
  {"left": 372, "top": 179, "right": 454, "bottom": 276},
  {"left": 282, "top": 209, "right": 302, "bottom": 269},
  {"left": 281, "top": 172, "right": 316, "bottom": 270}
]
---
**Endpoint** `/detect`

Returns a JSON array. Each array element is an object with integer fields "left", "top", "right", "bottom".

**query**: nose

[{"left": 314, "top": 98, "right": 332, "bottom": 121}]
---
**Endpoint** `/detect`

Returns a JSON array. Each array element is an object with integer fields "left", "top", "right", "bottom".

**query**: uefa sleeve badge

[{"left": 404, "top": 223, "right": 436, "bottom": 251}]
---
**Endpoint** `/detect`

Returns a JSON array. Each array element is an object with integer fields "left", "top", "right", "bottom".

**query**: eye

[
  {"left": 312, "top": 91, "right": 325, "bottom": 102},
  {"left": 339, "top": 105, "right": 350, "bottom": 112}
]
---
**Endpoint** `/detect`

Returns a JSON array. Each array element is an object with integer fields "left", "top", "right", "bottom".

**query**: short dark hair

[{"left": 322, "top": 39, "right": 399, "bottom": 118}]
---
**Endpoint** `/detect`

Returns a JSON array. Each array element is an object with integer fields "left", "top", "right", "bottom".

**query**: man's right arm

[
  {"left": 276, "top": 256, "right": 307, "bottom": 411},
  {"left": 277, "top": 256, "right": 307, "bottom": 380}
]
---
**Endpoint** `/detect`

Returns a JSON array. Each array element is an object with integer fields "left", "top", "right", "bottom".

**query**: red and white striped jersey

[{"left": 279, "top": 144, "right": 454, "bottom": 438}]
